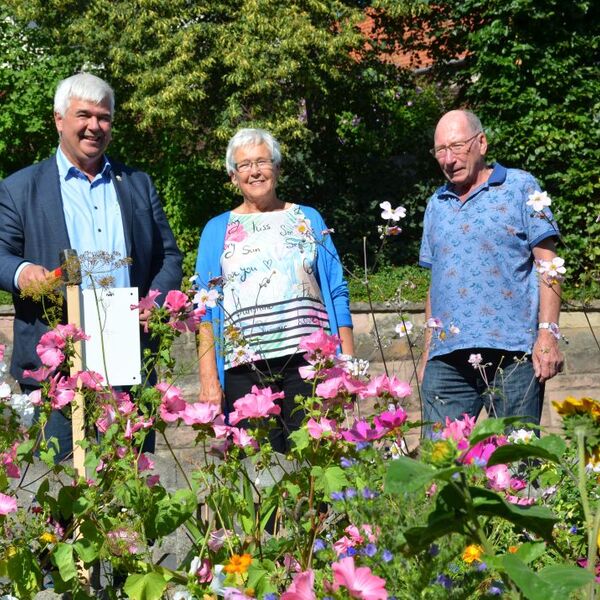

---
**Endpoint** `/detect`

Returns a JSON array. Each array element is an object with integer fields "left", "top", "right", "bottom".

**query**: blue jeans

[
  {"left": 25, "top": 384, "right": 155, "bottom": 463},
  {"left": 422, "top": 349, "right": 543, "bottom": 432}
]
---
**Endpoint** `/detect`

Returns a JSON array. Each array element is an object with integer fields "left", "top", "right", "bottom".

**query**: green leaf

[
  {"left": 501, "top": 555, "right": 554, "bottom": 599},
  {"left": 469, "top": 417, "right": 528, "bottom": 444},
  {"left": 385, "top": 456, "right": 460, "bottom": 493},
  {"left": 487, "top": 443, "right": 562, "bottom": 466},
  {"left": 289, "top": 427, "right": 309, "bottom": 453},
  {"left": 145, "top": 488, "right": 197, "bottom": 539},
  {"left": 52, "top": 543, "right": 77, "bottom": 582},
  {"left": 311, "top": 465, "right": 348, "bottom": 496},
  {"left": 123, "top": 572, "right": 168, "bottom": 600},
  {"left": 537, "top": 564, "right": 594, "bottom": 597}
]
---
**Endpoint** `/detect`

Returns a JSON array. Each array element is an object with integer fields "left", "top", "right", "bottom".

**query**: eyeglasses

[
  {"left": 430, "top": 131, "right": 482, "bottom": 158},
  {"left": 234, "top": 158, "right": 275, "bottom": 173}
]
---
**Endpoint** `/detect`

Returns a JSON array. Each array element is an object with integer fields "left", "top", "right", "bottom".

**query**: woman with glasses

[{"left": 194, "top": 128, "right": 354, "bottom": 452}]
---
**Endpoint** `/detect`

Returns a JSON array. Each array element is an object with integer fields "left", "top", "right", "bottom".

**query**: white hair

[
  {"left": 225, "top": 128, "right": 282, "bottom": 175},
  {"left": 54, "top": 73, "right": 115, "bottom": 117}
]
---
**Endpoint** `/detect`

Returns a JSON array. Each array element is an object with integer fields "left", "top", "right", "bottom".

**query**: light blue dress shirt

[{"left": 55, "top": 147, "right": 130, "bottom": 289}]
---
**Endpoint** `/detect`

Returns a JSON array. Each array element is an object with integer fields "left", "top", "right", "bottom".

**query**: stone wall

[{"left": 2, "top": 302, "right": 599, "bottom": 434}]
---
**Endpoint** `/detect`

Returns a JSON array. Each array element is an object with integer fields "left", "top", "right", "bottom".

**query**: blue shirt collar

[
  {"left": 438, "top": 162, "right": 507, "bottom": 200},
  {"left": 56, "top": 145, "right": 111, "bottom": 181}
]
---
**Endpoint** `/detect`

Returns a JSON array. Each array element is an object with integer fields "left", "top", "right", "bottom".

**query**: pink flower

[
  {"left": 331, "top": 556, "right": 388, "bottom": 599},
  {"left": 374, "top": 407, "right": 407, "bottom": 430},
  {"left": 441, "top": 414, "right": 477, "bottom": 443},
  {"left": 137, "top": 452, "right": 154, "bottom": 472},
  {"left": 146, "top": 474, "right": 160, "bottom": 487},
  {"left": 281, "top": 569, "right": 316, "bottom": 600},
  {"left": 181, "top": 402, "right": 221, "bottom": 425},
  {"left": 131, "top": 289, "right": 161, "bottom": 312},
  {"left": 299, "top": 329, "right": 340, "bottom": 361},
  {"left": 0, "top": 344, "right": 4, "bottom": 362},
  {"left": 461, "top": 436, "right": 507, "bottom": 466},
  {"left": 96, "top": 404, "right": 117, "bottom": 433},
  {"left": 359, "top": 375, "right": 411, "bottom": 401},
  {"left": 208, "top": 528, "right": 232, "bottom": 552},
  {"left": 124, "top": 417, "right": 154, "bottom": 440},
  {"left": 316, "top": 372, "right": 364, "bottom": 400},
  {"left": 485, "top": 464, "right": 512, "bottom": 491},
  {"left": 230, "top": 426, "right": 259, "bottom": 450},
  {"left": 22, "top": 366, "right": 55, "bottom": 382},
  {"left": 333, "top": 536, "right": 355, "bottom": 556},
  {"left": 48, "top": 374, "right": 76, "bottom": 410},
  {"left": 1, "top": 443, "right": 21, "bottom": 479},
  {"left": 307, "top": 417, "right": 339, "bottom": 440},
  {"left": 164, "top": 290, "right": 191, "bottom": 313},
  {"left": 156, "top": 381, "right": 187, "bottom": 422},
  {"left": 75, "top": 370, "right": 105, "bottom": 390},
  {"left": 510, "top": 478, "right": 527, "bottom": 491},
  {"left": 0, "top": 492, "right": 17, "bottom": 515},
  {"left": 506, "top": 495, "right": 535, "bottom": 506},
  {"left": 228, "top": 386, "right": 283, "bottom": 425},
  {"left": 341, "top": 420, "right": 386, "bottom": 443}
]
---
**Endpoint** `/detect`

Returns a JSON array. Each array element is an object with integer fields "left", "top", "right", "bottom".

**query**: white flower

[
  {"left": 468, "top": 353, "right": 483, "bottom": 369},
  {"left": 380, "top": 201, "right": 407, "bottom": 221},
  {"left": 449, "top": 324, "right": 460, "bottom": 335},
  {"left": 342, "top": 357, "right": 370, "bottom": 378},
  {"left": 508, "top": 429, "right": 534, "bottom": 444},
  {"left": 395, "top": 321, "right": 413, "bottom": 337},
  {"left": 0, "top": 382, "right": 11, "bottom": 399},
  {"left": 173, "top": 591, "right": 194, "bottom": 600},
  {"left": 193, "top": 288, "right": 219, "bottom": 308},
  {"left": 9, "top": 393, "right": 36, "bottom": 428},
  {"left": 426, "top": 317, "right": 443, "bottom": 329},
  {"left": 210, "top": 564, "right": 226, "bottom": 595},
  {"left": 294, "top": 217, "right": 312, "bottom": 236},
  {"left": 526, "top": 190, "right": 551, "bottom": 212},
  {"left": 188, "top": 556, "right": 201, "bottom": 576},
  {"left": 536, "top": 257, "right": 566, "bottom": 280}
]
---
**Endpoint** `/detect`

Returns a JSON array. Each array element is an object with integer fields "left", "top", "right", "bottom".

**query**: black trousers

[{"left": 224, "top": 354, "right": 313, "bottom": 453}]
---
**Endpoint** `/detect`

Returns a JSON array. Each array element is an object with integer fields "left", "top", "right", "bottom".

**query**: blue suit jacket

[{"left": 0, "top": 155, "right": 183, "bottom": 384}]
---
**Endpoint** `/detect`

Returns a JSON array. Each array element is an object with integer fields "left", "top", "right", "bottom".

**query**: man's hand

[
  {"left": 532, "top": 330, "right": 564, "bottom": 382},
  {"left": 199, "top": 376, "right": 223, "bottom": 406},
  {"left": 17, "top": 264, "right": 51, "bottom": 290}
]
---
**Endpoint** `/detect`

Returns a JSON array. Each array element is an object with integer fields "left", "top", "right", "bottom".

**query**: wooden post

[{"left": 66, "top": 284, "right": 86, "bottom": 477}]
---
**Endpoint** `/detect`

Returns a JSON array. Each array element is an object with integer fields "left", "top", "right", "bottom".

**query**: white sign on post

[{"left": 81, "top": 287, "right": 142, "bottom": 386}]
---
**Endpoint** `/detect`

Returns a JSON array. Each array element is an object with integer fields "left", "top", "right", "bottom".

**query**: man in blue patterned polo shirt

[{"left": 418, "top": 109, "right": 563, "bottom": 429}]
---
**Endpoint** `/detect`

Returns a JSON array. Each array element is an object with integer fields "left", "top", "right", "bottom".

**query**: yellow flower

[
  {"left": 39, "top": 532, "right": 57, "bottom": 544},
  {"left": 429, "top": 440, "right": 456, "bottom": 467},
  {"left": 462, "top": 544, "right": 484, "bottom": 564},
  {"left": 553, "top": 396, "right": 585, "bottom": 416},
  {"left": 508, "top": 545, "right": 519, "bottom": 554},
  {"left": 224, "top": 553, "right": 252, "bottom": 574}
]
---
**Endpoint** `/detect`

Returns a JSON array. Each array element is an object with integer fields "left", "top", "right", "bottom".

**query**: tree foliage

[{"left": 1, "top": 0, "right": 598, "bottom": 290}]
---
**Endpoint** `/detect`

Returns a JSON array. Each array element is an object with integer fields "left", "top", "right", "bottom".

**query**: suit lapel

[
  {"left": 110, "top": 161, "right": 133, "bottom": 257},
  {"left": 40, "top": 158, "right": 71, "bottom": 249}
]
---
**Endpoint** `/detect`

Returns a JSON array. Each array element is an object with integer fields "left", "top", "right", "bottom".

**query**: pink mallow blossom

[
  {"left": 228, "top": 385, "right": 283, "bottom": 425},
  {"left": 342, "top": 420, "right": 386, "bottom": 443},
  {"left": 181, "top": 402, "right": 221, "bottom": 425},
  {"left": 307, "top": 417, "right": 340, "bottom": 440},
  {"left": 331, "top": 556, "right": 388, "bottom": 600},
  {"left": 281, "top": 569, "right": 316, "bottom": 600},
  {"left": 359, "top": 374, "right": 411, "bottom": 401},
  {"left": 441, "top": 414, "right": 477, "bottom": 443},
  {"left": 131, "top": 289, "right": 161, "bottom": 312},
  {"left": 156, "top": 381, "right": 187, "bottom": 422},
  {"left": 374, "top": 407, "right": 408, "bottom": 430},
  {"left": 316, "top": 371, "right": 365, "bottom": 400},
  {"left": 0, "top": 492, "right": 17, "bottom": 515},
  {"left": 299, "top": 329, "right": 340, "bottom": 362}
]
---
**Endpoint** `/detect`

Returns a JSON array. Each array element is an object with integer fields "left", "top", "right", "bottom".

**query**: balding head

[{"left": 432, "top": 110, "right": 488, "bottom": 198}]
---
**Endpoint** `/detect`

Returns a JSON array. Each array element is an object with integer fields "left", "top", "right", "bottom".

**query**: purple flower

[
  {"left": 569, "top": 525, "right": 578, "bottom": 534},
  {"left": 340, "top": 457, "right": 357, "bottom": 468},
  {"left": 476, "top": 561, "right": 487, "bottom": 572},
  {"left": 488, "top": 584, "right": 503, "bottom": 595},
  {"left": 263, "top": 595, "right": 278, "bottom": 600},
  {"left": 346, "top": 547, "right": 357, "bottom": 556},
  {"left": 345, "top": 487, "right": 357, "bottom": 499},
  {"left": 435, "top": 574, "right": 452, "bottom": 589},
  {"left": 382, "top": 549, "right": 393, "bottom": 562},
  {"left": 313, "top": 538, "right": 326, "bottom": 552},
  {"left": 331, "top": 491, "right": 344, "bottom": 501},
  {"left": 363, "top": 543, "right": 377, "bottom": 557},
  {"left": 428, "top": 544, "right": 440, "bottom": 557},
  {"left": 362, "top": 487, "right": 379, "bottom": 499},
  {"left": 355, "top": 441, "right": 371, "bottom": 451}
]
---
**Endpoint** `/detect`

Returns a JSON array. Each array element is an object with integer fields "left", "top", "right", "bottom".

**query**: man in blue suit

[{"left": 0, "top": 73, "right": 183, "bottom": 460}]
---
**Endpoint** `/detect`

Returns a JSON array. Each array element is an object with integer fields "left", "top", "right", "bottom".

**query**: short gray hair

[
  {"left": 225, "top": 128, "right": 282, "bottom": 175},
  {"left": 54, "top": 73, "right": 115, "bottom": 117},
  {"left": 462, "top": 110, "right": 484, "bottom": 136}
]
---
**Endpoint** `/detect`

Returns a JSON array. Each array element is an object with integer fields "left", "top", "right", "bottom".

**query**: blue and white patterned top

[
  {"left": 419, "top": 163, "right": 559, "bottom": 358},
  {"left": 221, "top": 204, "right": 329, "bottom": 368}
]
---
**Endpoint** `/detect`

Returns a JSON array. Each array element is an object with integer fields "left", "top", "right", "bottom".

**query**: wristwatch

[{"left": 538, "top": 322, "right": 561, "bottom": 339}]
